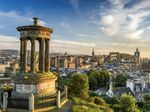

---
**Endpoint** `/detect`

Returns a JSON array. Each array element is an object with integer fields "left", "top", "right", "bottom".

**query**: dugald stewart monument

[
  {"left": 16, "top": 17, "right": 57, "bottom": 95},
  {"left": 1, "top": 18, "right": 68, "bottom": 112}
]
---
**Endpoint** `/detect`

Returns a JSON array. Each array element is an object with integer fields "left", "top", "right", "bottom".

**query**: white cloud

[
  {"left": 101, "top": 15, "right": 114, "bottom": 25},
  {"left": 85, "top": 0, "right": 150, "bottom": 57},
  {"left": 0, "top": 11, "right": 47, "bottom": 27},
  {"left": 125, "top": 30, "right": 144, "bottom": 39},
  {"left": 0, "top": 35, "right": 19, "bottom": 49},
  {"left": 101, "top": 27, "right": 117, "bottom": 36},
  {"left": 131, "top": 0, "right": 150, "bottom": 10},
  {"left": 52, "top": 39, "right": 95, "bottom": 47},
  {"left": 51, "top": 39, "right": 96, "bottom": 54},
  {"left": 0, "top": 11, "right": 19, "bottom": 18},
  {"left": 0, "top": 34, "right": 96, "bottom": 55},
  {"left": 96, "top": 0, "right": 150, "bottom": 41},
  {"left": 77, "top": 33, "right": 98, "bottom": 39},
  {"left": 60, "top": 22, "right": 72, "bottom": 33},
  {"left": 0, "top": 35, "right": 18, "bottom": 42}
]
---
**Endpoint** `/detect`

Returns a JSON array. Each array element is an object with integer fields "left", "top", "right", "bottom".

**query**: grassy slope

[{"left": 72, "top": 97, "right": 113, "bottom": 112}]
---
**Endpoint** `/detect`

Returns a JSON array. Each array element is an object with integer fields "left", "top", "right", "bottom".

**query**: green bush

[
  {"left": 93, "top": 97, "right": 108, "bottom": 107},
  {"left": 68, "top": 73, "right": 89, "bottom": 99},
  {"left": 88, "top": 97, "right": 94, "bottom": 103},
  {"left": 120, "top": 94, "right": 140, "bottom": 112}
]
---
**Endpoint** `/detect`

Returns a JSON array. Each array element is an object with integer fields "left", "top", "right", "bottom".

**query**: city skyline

[{"left": 0, "top": 0, "right": 150, "bottom": 57}]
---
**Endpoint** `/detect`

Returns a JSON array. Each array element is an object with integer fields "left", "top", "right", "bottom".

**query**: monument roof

[{"left": 17, "top": 17, "right": 53, "bottom": 33}]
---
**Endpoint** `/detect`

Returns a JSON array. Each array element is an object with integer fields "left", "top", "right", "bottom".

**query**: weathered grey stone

[
  {"left": 39, "top": 39, "right": 45, "bottom": 72},
  {"left": 31, "top": 38, "right": 35, "bottom": 73},
  {"left": 45, "top": 39, "right": 50, "bottom": 72}
]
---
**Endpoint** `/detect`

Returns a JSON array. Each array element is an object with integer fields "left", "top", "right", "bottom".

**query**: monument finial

[{"left": 33, "top": 17, "right": 39, "bottom": 25}]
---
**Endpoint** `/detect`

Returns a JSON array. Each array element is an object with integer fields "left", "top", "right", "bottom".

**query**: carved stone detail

[{"left": 20, "top": 30, "right": 50, "bottom": 38}]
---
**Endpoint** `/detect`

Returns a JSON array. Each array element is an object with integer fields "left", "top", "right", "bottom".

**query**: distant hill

[{"left": 0, "top": 49, "right": 19, "bottom": 56}]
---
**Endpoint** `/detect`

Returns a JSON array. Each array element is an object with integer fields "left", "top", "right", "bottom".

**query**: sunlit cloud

[{"left": 95, "top": 0, "right": 150, "bottom": 42}]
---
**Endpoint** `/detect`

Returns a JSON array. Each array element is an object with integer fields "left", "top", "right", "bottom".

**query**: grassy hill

[{"left": 72, "top": 97, "right": 113, "bottom": 112}]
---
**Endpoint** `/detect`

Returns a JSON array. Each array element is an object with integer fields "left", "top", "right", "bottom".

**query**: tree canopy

[
  {"left": 120, "top": 94, "right": 140, "bottom": 112},
  {"left": 68, "top": 73, "right": 89, "bottom": 99},
  {"left": 87, "top": 69, "right": 109, "bottom": 90},
  {"left": 114, "top": 73, "right": 127, "bottom": 87}
]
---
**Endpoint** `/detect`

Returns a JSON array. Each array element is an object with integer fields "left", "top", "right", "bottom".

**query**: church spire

[
  {"left": 92, "top": 48, "right": 95, "bottom": 56},
  {"left": 136, "top": 48, "right": 139, "bottom": 52}
]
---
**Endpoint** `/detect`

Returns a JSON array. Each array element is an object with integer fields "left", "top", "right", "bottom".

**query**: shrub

[
  {"left": 87, "top": 97, "right": 94, "bottom": 103},
  {"left": 68, "top": 73, "right": 89, "bottom": 99},
  {"left": 93, "top": 97, "right": 106, "bottom": 105}
]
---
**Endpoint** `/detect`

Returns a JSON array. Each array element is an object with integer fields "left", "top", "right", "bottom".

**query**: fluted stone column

[
  {"left": 19, "top": 38, "right": 23, "bottom": 71},
  {"left": 23, "top": 39, "right": 27, "bottom": 73},
  {"left": 31, "top": 38, "right": 35, "bottom": 73},
  {"left": 45, "top": 39, "right": 50, "bottom": 72},
  {"left": 39, "top": 39, "right": 45, "bottom": 72}
]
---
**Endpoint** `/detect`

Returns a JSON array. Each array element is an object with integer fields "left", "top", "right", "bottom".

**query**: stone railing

[{"left": 0, "top": 86, "right": 68, "bottom": 112}]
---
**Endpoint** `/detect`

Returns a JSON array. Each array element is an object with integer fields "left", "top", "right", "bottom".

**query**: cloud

[
  {"left": 52, "top": 39, "right": 95, "bottom": 47},
  {"left": 85, "top": 0, "right": 150, "bottom": 57},
  {"left": 101, "top": 15, "right": 114, "bottom": 25},
  {"left": 68, "top": 0, "right": 82, "bottom": 16},
  {"left": 96, "top": 0, "right": 150, "bottom": 41},
  {"left": 60, "top": 22, "right": 72, "bottom": 33},
  {"left": 0, "top": 34, "right": 96, "bottom": 55},
  {"left": 101, "top": 27, "right": 117, "bottom": 36},
  {"left": 0, "top": 35, "right": 19, "bottom": 49},
  {"left": 51, "top": 39, "right": 96, "bottom": 54},
  {"left": 69, "top": 0, "right": 80, "bottom": 8},
  {"left": 125, "top": 30, "right": 144, "bottom": 39},
  {"left": 77, "top": 33, "right": 98, "bottom": 39},
  {"left": 0, "top": 11, "right": 46, "bottom": 28}
]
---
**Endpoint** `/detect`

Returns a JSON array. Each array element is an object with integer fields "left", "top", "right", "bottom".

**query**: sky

[{"left": 0, "top": 0, "right": 150, "bottom": 57}]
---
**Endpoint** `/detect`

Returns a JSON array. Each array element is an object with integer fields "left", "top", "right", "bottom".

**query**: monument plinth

[{"left": 13, "top": 17, "right": 57, "bottom": 98}]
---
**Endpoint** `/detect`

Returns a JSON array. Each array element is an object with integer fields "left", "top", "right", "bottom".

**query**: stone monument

[{"left": 10, "top": 17, "right": 57, "bottom": 106}]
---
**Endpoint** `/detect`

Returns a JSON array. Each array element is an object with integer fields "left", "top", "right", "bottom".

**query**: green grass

[{"left": 72, "top": 97, "right": 113, "bottom": 112}]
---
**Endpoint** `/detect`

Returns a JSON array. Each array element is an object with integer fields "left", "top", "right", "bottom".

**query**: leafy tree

[
  {"left": 87, "top": 70, "right": 98, "bottom": 90},
  {"left": 104, "top": 95, "right": 141, "bottom": 112},
  {"left": 114, "top": 74, "right": 127, "bottom": 87},
  {"left": 68, "top": 73, "right": 89, "bottom": 99},
  {"left": 104, "top": 96, "right": 120, "bottom": 105},
  {"left": 52, "top": 71, "right": 69, "bottom": 90},
  {"left": 87, "top": 69, "right": 109, "bottom": 90},
  {"left": 120, "top": 94, "right": 140, "bottom": 112},
  {"left": 58, "top": 77, "right": 69, "bottom": 89}
]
